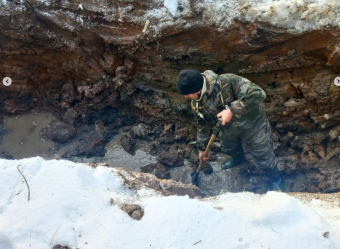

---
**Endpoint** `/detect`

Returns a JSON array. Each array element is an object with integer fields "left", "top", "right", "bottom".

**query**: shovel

[{"left": 191, "top": 118, "right": 222, "bottom": 186}]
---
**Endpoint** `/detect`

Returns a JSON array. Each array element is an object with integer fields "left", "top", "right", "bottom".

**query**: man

[{"left": 176, "top": 69, "right": 283, "bottom": 191}]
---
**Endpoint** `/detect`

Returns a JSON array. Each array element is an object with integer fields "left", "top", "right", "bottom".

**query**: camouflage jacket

[{"left": 192, "top": 70, "right": 267, "bottom": 151}]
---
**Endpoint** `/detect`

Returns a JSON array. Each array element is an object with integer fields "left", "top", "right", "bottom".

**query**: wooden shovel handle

[{"left": 196, "top": 134, "right": 217, "bottom": 173}]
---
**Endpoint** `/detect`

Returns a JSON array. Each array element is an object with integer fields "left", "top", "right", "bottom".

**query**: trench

[{"left": 1, "top": 0, "right": 340, "bottom": 198}]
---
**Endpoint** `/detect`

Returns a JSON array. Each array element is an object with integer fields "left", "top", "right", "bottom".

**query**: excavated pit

[{"left": 1, "top": 0, "right": 340, "bottom": 195}]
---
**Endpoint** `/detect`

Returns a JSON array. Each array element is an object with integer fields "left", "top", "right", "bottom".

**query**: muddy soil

[{"left": 0, "top": 111, "right": 327, "bottom": 196}]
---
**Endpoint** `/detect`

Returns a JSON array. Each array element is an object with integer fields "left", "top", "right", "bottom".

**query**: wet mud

[
  {"left": 0, "top": 112, "right": 256, "bottom": 196},
  {"left": 0, "top": 111, "right": 308, "bottom": 196}
]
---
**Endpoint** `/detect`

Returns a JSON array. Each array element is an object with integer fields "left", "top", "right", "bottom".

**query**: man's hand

[
  {"left": 217, "top": 109, "right": 233, "bottom": 125},
  {"left": 199, "top": 150, "right": 209, "bottom": 162}
]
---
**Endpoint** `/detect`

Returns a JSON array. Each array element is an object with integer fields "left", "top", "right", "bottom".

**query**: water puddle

[
  {"left": 0, "top": 112, "right": 254, "bottom": 196},
  {"left": 0, "top": 112, "right": 56, "bottom": 159}
]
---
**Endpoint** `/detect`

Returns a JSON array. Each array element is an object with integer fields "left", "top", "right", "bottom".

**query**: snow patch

[
  {"left": 200, "top": 0, "right": 241, "bottom": 28},
  {"left": 164, "top": 0, "right": 178, "bottom": 16},
  {"left": 1, "top": 157, "right": 340, "bottom": 248},
  {"left": 145, "top": 0, "right": 340, "bottom": 33},
  {"left": 241, "top": 0, "right": 340, "bottom": 32}
]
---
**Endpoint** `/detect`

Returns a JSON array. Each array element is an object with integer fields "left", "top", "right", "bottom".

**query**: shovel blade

[{"left": 191, "top": 171, "right": 199, "bottom": 186}]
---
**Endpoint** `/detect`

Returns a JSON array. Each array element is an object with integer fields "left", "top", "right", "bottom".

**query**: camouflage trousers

[{"left": 219, "top": 106, "right": 277, "bottom": 172}]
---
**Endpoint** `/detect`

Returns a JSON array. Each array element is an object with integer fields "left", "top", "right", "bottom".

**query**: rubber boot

[
  {"left": 268, "top": 171, "right": 284, "bottom": 192},
  {"left": 221, "top": 153, "right": 245, "bottom": 170}
]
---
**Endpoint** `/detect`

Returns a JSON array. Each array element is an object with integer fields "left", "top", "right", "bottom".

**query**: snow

[
  {"left": 0, "top": 157, "right": 340, "bottom": 249},
  {"left": 195, "top": 0, "right": 241, "bottom": 29},
  {"left": 241, "top": 0, "right": 340, "bottom": 32},
  {"left": 144, "top": 0, "right": 340, "bottom": 34},
  {"left": 164, "top": 0, "right": 178, "bottom": 17},
  {"left": 161, "top": 0, "right": 340, "bottom": 32}
]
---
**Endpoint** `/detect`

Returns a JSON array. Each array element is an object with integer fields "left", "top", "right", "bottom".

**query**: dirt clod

[
  {"left": 120, "top": 133, "right": 136, "bottom": 155},
  {"left": 157, "top": 148, "right": 184, "bottom": 167},
  {"left": 141, "top": 163, "right": 156, "bottom": 173},
  {"left": 53, "top": 245, "right": 71, "bottom": 249},
  {"left": 154, "top": 162, "right": 170, "bottom": 179},
  {"left": 50, "top": 121, "right": 76, "bottom": 143},
  {"left": 131, "top": 209, "right": 144, "bottom": 220},
  {"left": 120, "top": 203, "right": 144, "bottom": 220}
]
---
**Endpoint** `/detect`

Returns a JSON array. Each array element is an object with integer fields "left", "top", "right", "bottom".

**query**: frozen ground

[
  {"left": 1, "top": 0, "right": 340, "bottom": 33},
  {"left": 0, "top": 157, "right": 340, "bottom": 249},
  {"left": 164, "top": 0, "right": 340, "bottom": 32}
]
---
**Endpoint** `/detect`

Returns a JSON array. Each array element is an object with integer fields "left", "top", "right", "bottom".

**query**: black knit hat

[{"left": 176, "top": 69, "right": 204, "bottom": 95}]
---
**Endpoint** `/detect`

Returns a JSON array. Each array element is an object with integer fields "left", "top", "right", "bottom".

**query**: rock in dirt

[
  {"left": 155, "top": 162, "right": 170, "bottom": 179},
  {"left": 149, "top": 144, "right": 159, "bottom": 156},
  {"left": 53, "top": 246, "right": 71, "bottom": 249},
  {"left": 157, "top": 148, "right": 184, "bottom": 167},
  {"left": 61, "top": 83, "right": 77, "bottom": 104},
  {"left": 140, "top": 162, "right": 170, "bottom": 179},
  {"left": 75, "top": 124, "right": 110, "bottom": 157},
  {"left": 183, "top": 144, "right": 191, "bottom": 158},
  {"left": 62, "top": 108, "right": 78, "bottom": 125},
  {"left": 50, "top": 121, "right": 76, "bottom": 143},
  {"left": 120, "top": 203, "right": 144, "bottom": 220},
  {"left": 75, "top": 132, "right": 105, "bottom": 156},
  {"left": 120, "top": 133, "right": 136, "bottom": 155},
  {"left": 62, "top": 122, "right": 113, "bottom": 158},
  {"left": 141, "top": 163, "right": 155, "bottom": 173}
]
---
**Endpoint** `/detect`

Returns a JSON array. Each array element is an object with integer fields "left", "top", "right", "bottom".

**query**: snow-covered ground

[{"left": 0, "top": 157, "right": 340, "bottom": 249}]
